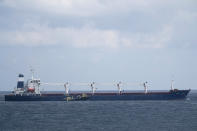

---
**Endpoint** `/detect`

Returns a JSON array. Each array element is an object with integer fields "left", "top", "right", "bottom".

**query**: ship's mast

[
  {"left": 30, "top": 68, "right": 34, "bottom": 80},
  {"left": 171, "top": 80, "right": 174, "bottom": 90}
]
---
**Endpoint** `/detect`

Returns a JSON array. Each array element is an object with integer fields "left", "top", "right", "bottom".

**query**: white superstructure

[{"left": 14, "top": 70, "right": 41, "bottom": 95}]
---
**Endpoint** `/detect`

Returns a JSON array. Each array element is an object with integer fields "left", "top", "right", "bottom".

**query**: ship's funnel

[{"left": 17, "top": 74, "right": 24, "bottom": 88}]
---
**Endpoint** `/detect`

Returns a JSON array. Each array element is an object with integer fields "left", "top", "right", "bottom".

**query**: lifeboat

[{"left": 27, "top": 88, "right": 35, "bottom": 93}]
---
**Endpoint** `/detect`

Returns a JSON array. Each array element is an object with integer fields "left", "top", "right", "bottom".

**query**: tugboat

[{"left": 5, "top": 70, "right": 190, "bottom": 101}]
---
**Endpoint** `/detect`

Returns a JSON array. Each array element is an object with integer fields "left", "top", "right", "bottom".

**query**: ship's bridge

[{"left": 29, "top": 79, "right": 40, "bottom": 83}]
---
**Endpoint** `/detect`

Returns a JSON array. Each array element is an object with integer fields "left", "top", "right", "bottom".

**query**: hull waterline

[{"left": 5, "top": 89, "right": 190, "bottom": 101}]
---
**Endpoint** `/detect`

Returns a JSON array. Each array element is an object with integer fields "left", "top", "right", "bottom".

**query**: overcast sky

[{"left": 0, "top": 0, "right": 197, "bottom": 91}]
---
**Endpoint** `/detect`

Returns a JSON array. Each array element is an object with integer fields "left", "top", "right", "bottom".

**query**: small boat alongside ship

[{"left": 5, "top": 71, "right": 190, "bottom": 101}]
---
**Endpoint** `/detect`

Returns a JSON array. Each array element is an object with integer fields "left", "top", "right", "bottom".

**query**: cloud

[
  {"left": 0, "top": 24, "right": 119, "bottom": 48},
  {"left": 0, "top": 23, "right": 173, "bottom": 49},
  {"left": 1, "top": 0, "right": 165, "bottom": 16},
  {"left": 119, "top": 24, "right": 173, "bottom": 49},
  {"left": 0, "top": 0, "right": 196, "bottom": 49},
  {"left": 167, "top": 10, "right": 197, "bottom": 48}
]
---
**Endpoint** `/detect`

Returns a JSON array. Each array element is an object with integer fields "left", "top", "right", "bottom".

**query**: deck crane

[{"left": 40, "top": 81, "right": 147, "bottom": 95}]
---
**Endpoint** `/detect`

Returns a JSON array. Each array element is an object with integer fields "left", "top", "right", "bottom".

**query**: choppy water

[{"left": 0, "top": 91, "right": 197, "bottom": 131}]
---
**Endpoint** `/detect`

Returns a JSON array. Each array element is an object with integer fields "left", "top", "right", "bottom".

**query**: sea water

[{"left": 0, "top": 91, "right": 197, "bottom": 131}]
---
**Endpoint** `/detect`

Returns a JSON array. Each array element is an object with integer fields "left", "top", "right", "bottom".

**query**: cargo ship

[{"left": 5, "top": 72, "right": 190, "bottom": 101}]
